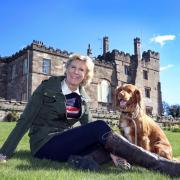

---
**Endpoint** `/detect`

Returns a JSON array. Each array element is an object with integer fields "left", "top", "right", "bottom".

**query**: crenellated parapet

[
  {"left": 142, "top": 50, "right": 160, "bottom": 60},
  {"left": 0, "top": 46, "right": 31, "bottom": 62},
  {"left": 0, "top": 56, "right": 10, "bottom": 62},
  {"left": 0, "top": 40, "right": 71, "bottom": 62},
  {"left": 111, "top": 49, "right": 131, "bottom": 62},
  {"left": 94, "top": 60, "right": 113, "bottom": 68},
  {"left": 94, "top": 56, "right": 114, "bottom": 68},
  {"left": 30, "top": 40, "right": 70, "bottom": 57}
]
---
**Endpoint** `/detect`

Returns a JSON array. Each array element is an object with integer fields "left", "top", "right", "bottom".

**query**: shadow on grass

[{"left": 13, "top": 150, "right": 147, "bottom": 176}]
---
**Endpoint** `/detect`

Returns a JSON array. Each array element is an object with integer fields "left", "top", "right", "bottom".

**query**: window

[
  {"left": 42, "top": 59, "right": 51, "bottom": 74},
  {"left": 97, "top": 80, "right": 112, "bottom": 103},
  {"left": 124, "top": 65, "right": 131, "bottom": 76},
  {"left": 12, "top": 64, "right": 17, "bottom": 79},
  {"left": 145, "top": 87, "right": 151, "bottom": 98},
  {"left": 23, "top": 58, "right": 28, "bottom": 75},
  {"left": 21, "top": 93, "right": 27, "bottom": 101},
  {"left": 143, "top": 70, "right": 148, "bottom": 80}
]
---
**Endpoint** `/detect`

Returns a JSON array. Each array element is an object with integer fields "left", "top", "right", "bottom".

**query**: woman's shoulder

[
  {"left": 42, "top": 76, "right": 63, "bottom": 85},
  {"left": 41, "top": 76, "right": 65, "bottom": 91}
]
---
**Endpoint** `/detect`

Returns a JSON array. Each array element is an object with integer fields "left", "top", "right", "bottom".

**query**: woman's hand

[{"left": 0, "top": 154, "right": 7, "bottom": 163}]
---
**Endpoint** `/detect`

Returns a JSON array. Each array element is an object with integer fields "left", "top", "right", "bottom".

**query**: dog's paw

[{"left": 110, "top": 153, "right": 131, "bottom": 170}]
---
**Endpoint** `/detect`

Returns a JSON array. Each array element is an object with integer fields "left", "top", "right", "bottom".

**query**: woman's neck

[{"left": 65, "top": 79, "right": 78, "bottom": 91}]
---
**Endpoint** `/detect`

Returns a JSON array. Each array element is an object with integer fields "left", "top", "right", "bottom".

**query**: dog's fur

[{"left": 115, "top": 83, "right": 173, "bottom": 160}]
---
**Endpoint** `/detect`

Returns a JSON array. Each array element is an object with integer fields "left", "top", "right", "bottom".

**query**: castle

[{"left": 0, "top": 37, "right": 162, "bottom": 116}]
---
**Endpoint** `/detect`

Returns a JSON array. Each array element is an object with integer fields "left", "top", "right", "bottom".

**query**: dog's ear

[{"left": 134, "top": 89, "right": 142, "bottom": 108}]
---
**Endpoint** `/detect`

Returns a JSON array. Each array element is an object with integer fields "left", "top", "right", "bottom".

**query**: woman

[{"left": 0, "top": 54, "right": 180, "bottom": 177}]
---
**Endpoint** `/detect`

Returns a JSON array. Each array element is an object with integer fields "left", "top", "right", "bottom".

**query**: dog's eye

[{"left": 126, "top": 89, "right": 132, "bottom": 94}]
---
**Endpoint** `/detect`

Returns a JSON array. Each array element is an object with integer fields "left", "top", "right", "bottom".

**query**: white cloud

[
  {"left": 160, "top": 64, "right": 174, "bottom": 71},
  {"left": 150, "top": 35, "right": 176, "bottom": 46}
]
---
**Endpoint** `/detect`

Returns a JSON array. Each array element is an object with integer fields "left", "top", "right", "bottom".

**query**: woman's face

[{"left": 66, "top": 60, "right": 87, "bottom": 89}]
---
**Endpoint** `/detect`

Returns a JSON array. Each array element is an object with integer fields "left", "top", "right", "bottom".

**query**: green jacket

[{"left": 0, "top": 76, "right": 92, "bottom": 157}]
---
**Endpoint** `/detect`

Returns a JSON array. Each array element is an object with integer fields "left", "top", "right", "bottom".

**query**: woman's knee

[{"left": 92, "top": 120, "right": 111, "bottom": 132}]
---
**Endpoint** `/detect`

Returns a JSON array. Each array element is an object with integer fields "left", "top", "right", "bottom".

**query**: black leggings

[{"left": 34, "top": 120, "right": 111, "bottom": 161}]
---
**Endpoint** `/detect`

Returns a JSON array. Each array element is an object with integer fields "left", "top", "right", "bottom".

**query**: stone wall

[
  {"left": 0, "top": 98, "right": 26, "bottom": 121},
  {"left": 0, "top": 98, "right": 120, "bottom": 123},
  {"left": 0, "top": 61, "right": 7, "bottom": 98}
]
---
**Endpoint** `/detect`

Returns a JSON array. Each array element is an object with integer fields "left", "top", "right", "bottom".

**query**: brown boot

[{"left": 104, "top": 132, "right": 180, "bottom": 177}]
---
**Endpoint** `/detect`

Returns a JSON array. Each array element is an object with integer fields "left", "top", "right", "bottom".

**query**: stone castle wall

[{"left": 0, "top": 61, "right": 7, "bottom": 98}]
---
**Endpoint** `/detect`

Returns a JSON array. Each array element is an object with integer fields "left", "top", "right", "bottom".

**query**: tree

[
  {"left": 169, "top": 104, "right": 180, "bottom": 117},
  {"left": 162, "top": 101, "right": 170, "bottom": 115}
]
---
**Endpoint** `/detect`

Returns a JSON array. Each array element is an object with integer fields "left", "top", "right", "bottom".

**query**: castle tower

[
  {"left": 134, "top": 37, "right": 141, "bottom": 59},
  {"left": 103, "top": 36, "right": 109, "bottom": 56},
  {"left": 133, "top": 37, "right": 143, "bottom": 90},
  {"left": 87, "top": 44, "right": 92, "bottom": 57}
]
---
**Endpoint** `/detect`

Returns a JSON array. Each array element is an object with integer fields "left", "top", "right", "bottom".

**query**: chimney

[
  {"left": 87, "top": 44, "right": 92, "bottom": 57},
  {"left": 103, "top": 36, "right": 109, "bottom": 55}
]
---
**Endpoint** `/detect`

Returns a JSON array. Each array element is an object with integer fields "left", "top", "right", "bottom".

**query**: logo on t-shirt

[{"left": 65, "top": 92, "right": 81, "bottom": 119}]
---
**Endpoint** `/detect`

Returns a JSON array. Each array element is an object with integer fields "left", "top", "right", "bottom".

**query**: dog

[{"left": 115, "top": 83, "right": 173, "bottom": 160}]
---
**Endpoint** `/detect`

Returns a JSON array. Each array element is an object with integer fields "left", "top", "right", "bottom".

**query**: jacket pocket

[
  {"left": 43, "top": 90, "right": 57, "bottom": 104},
  {"left": 39, "top": 89, "right": 66, "bottom": 120}
]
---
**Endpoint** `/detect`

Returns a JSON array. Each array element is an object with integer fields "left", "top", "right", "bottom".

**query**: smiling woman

[
  {"left": 65, "top": 54, "right": 94, "bottom": 91},
  {"left": 65, "top": 54, "right": 94, "bottom": 86}
]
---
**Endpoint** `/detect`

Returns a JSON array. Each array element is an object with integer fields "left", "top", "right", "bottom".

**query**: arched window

[{"left": 97, "top": 80, "right": 112, "bottom": 103}]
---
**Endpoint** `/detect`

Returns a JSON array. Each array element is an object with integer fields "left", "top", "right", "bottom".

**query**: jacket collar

[
  {"left": 61, "top": 79, "right": 80, "bottom": 95},
  {"left": 58, "top": 76, "right": 89, "bottom": 102}
]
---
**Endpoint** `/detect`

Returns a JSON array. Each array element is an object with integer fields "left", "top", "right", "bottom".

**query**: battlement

[
  {"left": 0, "top": 46, "right": 30, "bottom": 62},
  {"left": 112, "top": 49, "right": 131, "bottom": 58},
  {"left": 94, "top": 59, "right": 113, "bottom": 68},
  {"left": 0, "top": 57, "right": 6, "bottom": 62},
  {"left": 94, "top": 55, "right": 114, "bottom": 68},
  {"left": 0, "top": 55, "right": 10, "bottom": 62},
  {"left": 0, "top": 40, "right": 71, "bottom": 62},
  {"left": 31, "top": 40, "right": 70, "bottom": 56},
  {"left": 142, "top": 50, "right": 160, "bottom": 60},
  {"left": 31, "top": 40, "right": 71, "bottom": 58}
]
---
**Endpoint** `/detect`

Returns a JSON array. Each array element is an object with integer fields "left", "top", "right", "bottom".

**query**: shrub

[
  {"left": 4, "top": 111, "right": 19, "bottom": 122},
  {"left": 162, "top": 125, "right": 180, "bottom": 132},
  {"left": 171, "top": 125, "right": 180, "bottom": 132}
]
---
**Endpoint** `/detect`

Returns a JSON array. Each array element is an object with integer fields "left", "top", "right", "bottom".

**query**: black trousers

[{"left": 34, "top": 120, "right": 111, "bottom": 161}]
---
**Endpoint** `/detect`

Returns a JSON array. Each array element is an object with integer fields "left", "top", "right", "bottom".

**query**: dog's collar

[
  {"left": 121, "top": 111, "right": 138, "bottom": 119},
  {"left": 121, "top": 111, "right": 132, "bottom": 117}
]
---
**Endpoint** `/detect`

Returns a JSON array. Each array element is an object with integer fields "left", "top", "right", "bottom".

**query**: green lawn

[{"left": 0, "top": 122, "right": 180, "bottom": 180}]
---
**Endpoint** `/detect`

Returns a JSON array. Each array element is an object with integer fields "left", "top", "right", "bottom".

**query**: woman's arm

[
  {"left": 79, "top": 100, "right": 93, "bottom": 125},
  {"left": 0, "top": 82, "right": 44, "bottom": 158}
]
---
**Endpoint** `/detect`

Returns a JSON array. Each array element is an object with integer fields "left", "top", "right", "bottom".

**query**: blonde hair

[{"left": 65, "top": 53, "right": 94, "bottom": 86}]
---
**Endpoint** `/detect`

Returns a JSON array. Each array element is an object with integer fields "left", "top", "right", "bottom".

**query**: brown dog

[{"left": 115, "top": 83, "right": 173, "bottom": 160}]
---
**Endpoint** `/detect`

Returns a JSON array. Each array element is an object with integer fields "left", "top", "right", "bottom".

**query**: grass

[{"left": 0, "top": 122, "right": 180, "bottom": 180}]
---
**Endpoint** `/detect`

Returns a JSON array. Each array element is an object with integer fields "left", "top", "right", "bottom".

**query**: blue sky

[{"left": 1, "top": 0, "right": 180, "bottom": 105}]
